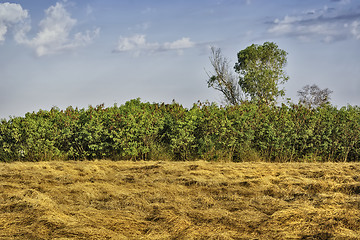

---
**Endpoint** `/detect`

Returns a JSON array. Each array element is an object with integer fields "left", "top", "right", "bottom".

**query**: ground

[{"left": 1, "top": 160, "right": 360, "bottom": 239}]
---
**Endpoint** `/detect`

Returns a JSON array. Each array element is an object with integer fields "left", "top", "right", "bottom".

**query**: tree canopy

[{"left": 234, "top": 42, "right": 289, "bottom": 104}]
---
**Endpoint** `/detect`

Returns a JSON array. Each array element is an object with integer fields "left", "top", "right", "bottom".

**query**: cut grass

[{"left": 0, "top": 160, "right": 360, "bottom": 239}]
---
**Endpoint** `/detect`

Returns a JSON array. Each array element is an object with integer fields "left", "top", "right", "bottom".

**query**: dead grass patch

[{"left": 0, "top": 160, "right": 360, "bottom": 239}]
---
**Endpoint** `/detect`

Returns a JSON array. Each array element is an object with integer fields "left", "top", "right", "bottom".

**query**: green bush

[{"left": 1, "top": 99, "right": 360, "bottom": 162}]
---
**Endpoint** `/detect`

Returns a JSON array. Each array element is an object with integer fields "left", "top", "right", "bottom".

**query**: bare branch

[
  {"left": 206, "top": 46, "right": 243, "bottom": 105},
  {"left": 298, "top": 84, "right": 333, "bottom": 108}
]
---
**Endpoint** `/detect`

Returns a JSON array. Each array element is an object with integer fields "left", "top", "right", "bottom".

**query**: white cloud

[
  {"left": 163, "top": 37, "right": 194, "bottom": 50},
  {"left": 163, "top": 37, "right": 195, "bottom": 55},
  {"left": 114, "top": 34, "right": 195, "bottom": 56},
  {"left": 268, "top": 5, "right": 360, "bottom": 42},
  {"left": 114, "top": 34, "right": 159, "bottom": 56},
  {"left": 0, "top": 2, "right": 29, "bottom": 43},
  {"left": 269, "top": 16, "right": 300, "bottom": 35},
  {"left": 16, "top": 2, "right": 99, "bottom": 56},
  {"left": 116, "top": 34, "right": 146, "bottom": 51}
]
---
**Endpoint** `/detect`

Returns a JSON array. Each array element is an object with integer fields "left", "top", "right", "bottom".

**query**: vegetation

[
  {"left": 1, "top": 40, "right": 359, "bottom": 239},
  {"left": 235, "top": 42, "right": 289, "bottom": 104},
  {"left": 1, "top": 160, "right": 360, "bottom": 239},
  {"left": 207, "top": 42, "right": 289, "bottom": 105},
  {"left": 207, "top": 47, "right": 242, "bottom": 105},
  {"left": 1, "top": 98, "right": 360, "bottom": 162},
  {"left": 2, "top": 42, "right": 350, "bottom": 163}
]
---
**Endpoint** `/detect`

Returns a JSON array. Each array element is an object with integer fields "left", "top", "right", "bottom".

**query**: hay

[{"left": 0, "top": 160, "right": 360, "bottom": 239}]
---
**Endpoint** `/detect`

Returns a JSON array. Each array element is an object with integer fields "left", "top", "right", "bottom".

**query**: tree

[
  {"left": 206, "top": 47, "right": 242, "bottom": 105},
  {"left": 297, "top": 84, "right": 333, "bottom": 108},
  {"left": 234, "top": 42, "right": 289, "bottom": 104}
]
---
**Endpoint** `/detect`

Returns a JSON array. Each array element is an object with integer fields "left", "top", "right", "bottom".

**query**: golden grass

[{"left": 0, "top": 160, "right": 360, "bottom": 239}]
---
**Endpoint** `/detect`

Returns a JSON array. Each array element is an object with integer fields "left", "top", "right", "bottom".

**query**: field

[{"left": 1, "top": 160, "right": 360, "bottom": 239}]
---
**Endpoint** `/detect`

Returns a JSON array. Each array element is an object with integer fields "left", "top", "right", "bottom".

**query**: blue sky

[{"left": 1, "top": 0, "right": 359, "bottom": 119}]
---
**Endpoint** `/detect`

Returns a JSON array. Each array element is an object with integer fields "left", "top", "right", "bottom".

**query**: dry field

[{"left": 0, "top": 160, "right": 360, "bottom": 240}]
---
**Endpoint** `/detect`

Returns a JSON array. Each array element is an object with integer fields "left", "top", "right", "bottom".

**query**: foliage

[
  {"left": 1, "top": 99, "right": 360, "bottom": 162},
  {"left": 235, "top": 42, "right": 289, "bottom": 104}
]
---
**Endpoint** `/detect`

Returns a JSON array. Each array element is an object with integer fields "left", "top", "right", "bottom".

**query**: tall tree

[
  {"left": 234, "top": 42, "right": 289, "bottom": 104},
  {"left": 206, "top": 47, "right": 242, "bottom": 105},
  {"left": 297, "top": 84, "right": 333, "bottom": 108}
]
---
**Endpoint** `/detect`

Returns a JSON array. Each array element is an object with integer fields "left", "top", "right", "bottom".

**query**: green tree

[{"left": 234, "top": 42, "right": 289, "bottom": 104}]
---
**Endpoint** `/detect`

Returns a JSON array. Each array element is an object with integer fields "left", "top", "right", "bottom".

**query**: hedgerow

[{"left": 1, "top": 99, "right": 359, "bottom": 162}]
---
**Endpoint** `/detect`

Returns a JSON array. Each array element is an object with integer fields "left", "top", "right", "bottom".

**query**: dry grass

[{"left": 0, "top": 160, "right": 360, "bottom": 239}]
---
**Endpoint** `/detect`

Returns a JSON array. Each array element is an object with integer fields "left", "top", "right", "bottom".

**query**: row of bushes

[{"left": 1, "top": 98, "right": 360, "bottom": 162}]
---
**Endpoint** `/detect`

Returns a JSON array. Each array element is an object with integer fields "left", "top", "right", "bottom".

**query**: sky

[{"left": 1, "top": 0, "right": 360, "bottom": 119}]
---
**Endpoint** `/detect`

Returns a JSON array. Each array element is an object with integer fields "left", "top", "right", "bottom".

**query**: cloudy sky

[{"left": 1, "top": 0, "right": 359, "bottom": 119}]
